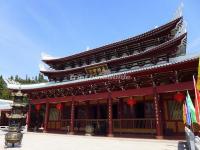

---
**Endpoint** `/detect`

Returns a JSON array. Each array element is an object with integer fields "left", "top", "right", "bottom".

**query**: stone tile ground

[{"left": 0, "top": 131, "right": 187, "bottom": 150}]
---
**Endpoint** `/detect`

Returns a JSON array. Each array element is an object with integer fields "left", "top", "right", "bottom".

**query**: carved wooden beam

[
  {"left": 133, "top": 77, "right": 140, "bottom": 88},
  {"left": 174, "top": 70, "right": 179, "bottom": 83},
  {"left": 150, "top": 74, "right": 156, "bottom": 87},
  {"left": 117, "top": 80, "right": 126, "bottom": 91}
]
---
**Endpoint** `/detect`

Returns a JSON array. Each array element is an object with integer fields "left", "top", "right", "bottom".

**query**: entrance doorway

[{"left": 135, "top": 102, "right": 145, "bottom": 118}]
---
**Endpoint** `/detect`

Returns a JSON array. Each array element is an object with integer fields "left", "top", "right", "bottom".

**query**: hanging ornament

[
  {"left": 174, "top": 92, "right": 185, "bottom": 103},
  {"left": 127, "top": 97, "right": 136, "bottom": 106},
  {"left": 56, "top": 103, "right": 62, "bottom": 110},
  {"left": 35, "top": 104, "right": 41, "bottom": 111}
]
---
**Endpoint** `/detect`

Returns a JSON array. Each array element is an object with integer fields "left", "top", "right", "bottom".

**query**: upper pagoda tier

[
  {"left": 42, "top": 17, "right": 182, "bottom": 65},
  {"left": 41, "top": 17, "right": 186, "bottom": 82}
]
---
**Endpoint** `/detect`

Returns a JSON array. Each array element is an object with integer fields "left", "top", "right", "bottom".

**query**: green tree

[
  {"left": 15, "top": 75, "right": 18, "bottom": 81},
  {"left": 0, "top": 75, "right": 11, "bottom": 100}
]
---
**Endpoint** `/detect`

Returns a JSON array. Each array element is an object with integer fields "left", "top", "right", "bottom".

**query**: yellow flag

[
  {"left": 197, "top": 58, "right": 200, "bottom": 90},
  {"left": 183, "top": 103, "right": 186, "bottom": 124}
]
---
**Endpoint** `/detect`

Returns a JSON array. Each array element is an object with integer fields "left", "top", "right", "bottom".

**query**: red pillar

[
  {"left": 70, "top": 100, "right": 75, "bottom": 134},
  {"left": 118, "top": 98, "right": 123, "bottom": 132},
  {"left": 107, "top": 94, "right": 113, "bottom": 137},
  {"left": 58, "top": 103, "right": 62, "bottom": 130},
  {"left": 97, "top": 100, "right": 100, "bottom": 119},
  {"left": 44, "top": 102, "right": 49, "bottom": 132},
  {"left": 57, "top": 103, "right": 62, "bottom": 121},
  {"left": 27, "top": 103, "right": 31, "bottom": 130},
  {"left": 86, "top": 101, "right": 90, "bottom": 119},
  {"left": 153, "top": 87, "right": 163, "bottom": 139},
  {"left": 118, "top": 98, "right": 123, "bottom": 119}
]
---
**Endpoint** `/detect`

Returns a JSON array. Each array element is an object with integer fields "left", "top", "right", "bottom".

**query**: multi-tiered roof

[
  {"left": 5, "top": 16, "right": 199, "bottom": 96},
  {"left": 40, "top": 17, "right": 187, "bottom": 82}
]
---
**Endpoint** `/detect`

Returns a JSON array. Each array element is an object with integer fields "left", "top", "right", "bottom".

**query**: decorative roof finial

[
  {"left": 173, "top": 2, "right": 184, "bottom": 20},
  {"left": 39, "top": 63, "right": 48, "bottom": 71},
  {"left": 182, "top": 20, "right": 187, "bottom": 33},
  {"left": 41, "top": 52, "right": 57, "bottom": 60}
]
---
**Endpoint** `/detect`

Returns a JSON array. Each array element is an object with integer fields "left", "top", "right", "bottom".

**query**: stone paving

[{"left": 0, "top": 131, "right": 187, "bottom": 150}]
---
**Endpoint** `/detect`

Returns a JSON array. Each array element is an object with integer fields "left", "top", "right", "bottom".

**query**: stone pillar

[
  {"left": 70, "top": 100, "right": 75, "bottom": 134},
  {"left": 153, "top": 87, "right": 163, "bottom": 139},
  {"left": 44, "top": 102, "right": 49, "bottom": 132},
  {"left": 107, "top": 94, "right": 113, "bottom": 137}
]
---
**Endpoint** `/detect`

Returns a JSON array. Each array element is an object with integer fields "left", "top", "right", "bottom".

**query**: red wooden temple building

[
  {"left": 5, "top": 16, "right": 200, "bottom": 139},
  {"left": 0, "top": 99, "right": 12, "bottom": 126}
]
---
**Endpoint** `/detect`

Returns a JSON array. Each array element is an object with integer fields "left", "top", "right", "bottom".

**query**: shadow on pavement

[{"left": 178, "top": 141, "right": 188, "bottom": 150}]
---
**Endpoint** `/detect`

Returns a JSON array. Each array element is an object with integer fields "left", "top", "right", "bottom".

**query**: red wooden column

[
  {"left": 86, "top": 101, "right": 90, "bottom": 119},
  {"left": 97, "top": 100, "right": 100, "bottom": 119},
  {"left": 153, "top": 87, "right": 163, "bottom": 139},
  {"left": 107, "top": 94, "right": 113, "bottom": 137},
  {"left": 58, "top": 103, "right": 62, "bottom": 130},
  {"left": 27, "top": 103, "right": 31, "bottom": 130},
  {"left": 69, "top": 99, "right": 75, "bottom": 134},
  {"left": 118, "top": 98, "right": 123, "bottom": 132},
  {"left": 44, "top": 102, "right": 50, "bottom": 132},
  {"left": 118, "top": 98, "right": 123, "bottom": 119},
  {"left": 60, "top": 103, "right": 63, "bottom": 120}
]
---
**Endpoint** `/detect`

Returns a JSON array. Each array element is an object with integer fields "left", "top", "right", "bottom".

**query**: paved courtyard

[{"left": 0, "top": 131, "right": 186, "bottom": 150}]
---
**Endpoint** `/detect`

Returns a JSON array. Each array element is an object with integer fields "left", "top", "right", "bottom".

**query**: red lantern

[
  {"left": 174, "top": 92, "right": 185, "bottom": 103},
  {"left": 35, "top": 104, "right": 41, "bottom": 111},
  {"left": 56, "top": 103, "right": 62, "bottom": 110},
  {"left": 127, "top": 97, "right": 136, "bottom": 106}
]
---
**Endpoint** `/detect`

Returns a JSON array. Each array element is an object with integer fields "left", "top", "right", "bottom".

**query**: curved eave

[
  {"left": 43, "top": 17, "right": 182, "bottom": 64},
  {"left": 41, "top": 33, "right": 186, "bottom": 75},
  {"left": 8, "top": 54, "right": 199, "bottom": 92}
]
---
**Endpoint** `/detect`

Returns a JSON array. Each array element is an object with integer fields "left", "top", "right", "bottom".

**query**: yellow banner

[
  {"left": 183, "top": 103, "right": 186, "bottom": 124},
  {"left": 197, "top": 57, "right": 200, "bottom": 90}
]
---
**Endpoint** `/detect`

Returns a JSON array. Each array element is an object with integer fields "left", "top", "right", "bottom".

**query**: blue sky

[{"left": 0, "top": 0, "right": 200, "bottom": 78}]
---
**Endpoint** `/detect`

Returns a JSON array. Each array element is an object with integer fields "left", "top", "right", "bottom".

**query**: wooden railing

[
  {"left": 113, "top": 118, "right": 156, "bottom": 129},
  {"left": 47, "top": 118, "right": 156, "bottom": 133},
  {"left": 47, "top": 119, "right": 70, "bottom": 130},
  {"left": 74, "top": 119, "right": 107, "bottom": 132}
]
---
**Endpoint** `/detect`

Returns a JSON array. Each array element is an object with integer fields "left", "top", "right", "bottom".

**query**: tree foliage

[
  {"left": 0, "top": 73, "right": 47, "bottom": 100},
  {"left": 0, "top": 75, "right": 11, "bottom": 100},
  {"left": 10, "top": 73, "right": 47, "bottom": 84}
]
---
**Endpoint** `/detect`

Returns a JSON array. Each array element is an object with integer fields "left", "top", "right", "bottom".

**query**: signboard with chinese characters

[{"left": 85, "top": 64, "right": 109, "bottom": 76}]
